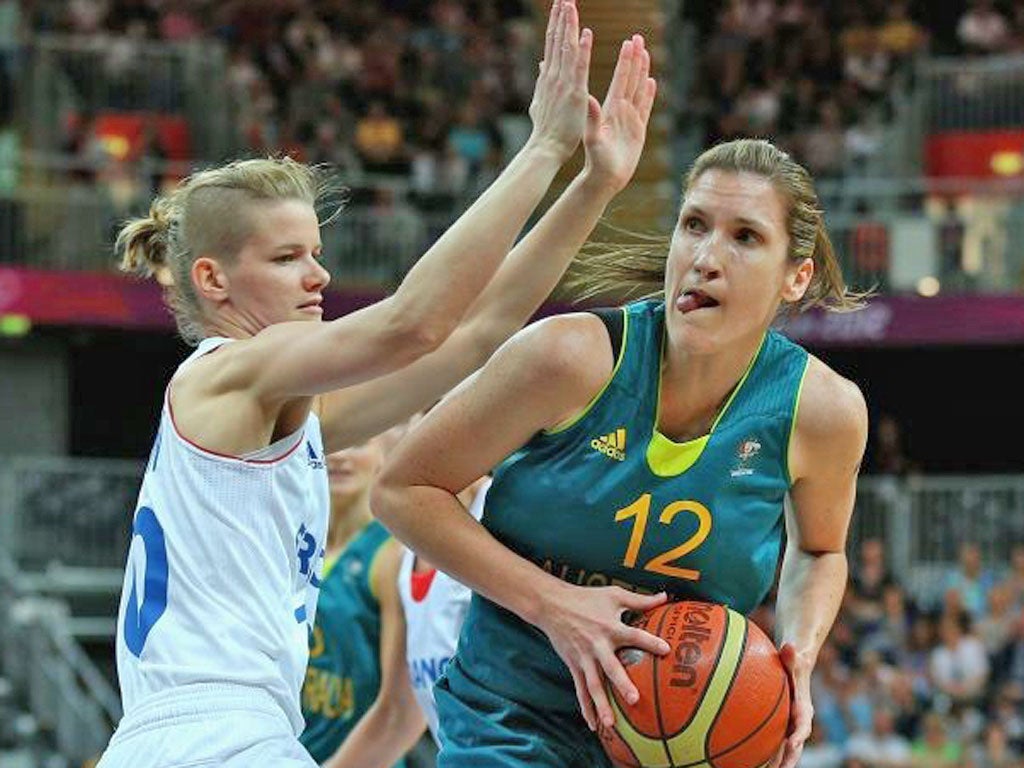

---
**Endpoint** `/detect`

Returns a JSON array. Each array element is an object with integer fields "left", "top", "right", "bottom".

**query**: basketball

[{"left": 599, "top": 601, "right": 791, "bottom": 768}]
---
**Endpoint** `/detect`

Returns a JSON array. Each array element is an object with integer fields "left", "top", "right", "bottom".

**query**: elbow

[{"left": 370, "top": 472, "right": 404, "bottom": 532}]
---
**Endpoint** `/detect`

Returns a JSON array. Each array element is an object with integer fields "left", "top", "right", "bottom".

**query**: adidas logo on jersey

[
  {"left": 591, "top": 428, "right": 627, "bottom": 461},
  {"left": 307, "top": 441, "right": 325, "bottom": 470}
]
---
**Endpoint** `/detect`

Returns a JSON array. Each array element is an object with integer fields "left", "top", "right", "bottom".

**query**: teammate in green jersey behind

[{"left": 374, "top": 138, "right": 870, "bottom": 768}]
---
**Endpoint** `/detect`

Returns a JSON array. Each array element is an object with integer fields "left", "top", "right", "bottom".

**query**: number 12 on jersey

[{"left": 614, "top": 493, "right": 712, "bottom": 581}]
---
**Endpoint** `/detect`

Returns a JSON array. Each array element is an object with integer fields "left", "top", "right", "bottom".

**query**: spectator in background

[
  {"left": 447, "top": 103, "right": 495, "bottom": 177},
  {"left": 978, "top": 583, "right": 1018, "bottom": 678},
  {"left": 968, "top": 722, "right": 1021, "bottom": 768},
  {"left": 355, "top": 101, "right": 407, "bottom": 174},
  {"left": 903, "top": 615, "right": 936, "bottom": 699},
  {"left": 1006, "top": 543, "right": 1024, "bottom": 611},
  {"left": 851, "top": 202, "right": 890, "bottom": 287},
  {"left": 936, "top": 197, "right": 968, "bottom": 285},
  {"left": 845, "top": 109, "right": 885, "bottom": 169},
  {"left": 1005, "top": 612, "right": 1024, "bottom": 701},
  {"left": 871, "top": 413, "right": 914, "bottom": 475},
  {"left": 930, "top": 613, "right": 990, "bottom": 709},
  {"left": 0, "top": 113, "right": 20, "bottom": 262},
  {"left": 849, "top": 538, "right": 897, "bottom": 631},
  {"left": 888, "top": 672, "right": 926, "bottom": 740},
  {"left": 845, "top": 705, "right": 913, "bottom": 768},
  {"left": 802, "top": 719, "right": 844, "bottom": 768},
  {"left": 844, "top": 31, "right": 891, "bottom": 99},
  {"left": 958, "top": 0, "right": 1011, "bottom": 55},
  {"left": 812, "top": 641, "right": 853, "bottom": 748},
  {"left": 991, "top": 684, "right": 1024, "bottom": 753},
  {"left": 0, "top": 0, "right": 21, "bottom": 98},
  {"left": 911, "top": 712, "right": 963, "bottom": 768},
  {"left": 801, "top": 99, "right": 846, "bottom": 178},
  {"left": 863, "top": 583, "right": 912, "bottom": 661},
  {"left": 946, "top": 542, "right": 1000, "bottom": 619},
  {"left": 877, "top": 1, "right": 929, "bottom": 59}
]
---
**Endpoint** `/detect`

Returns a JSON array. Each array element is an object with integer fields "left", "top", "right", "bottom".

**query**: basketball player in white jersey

[
  {"left": 319, "top": 478, "right": 490, "bottom": 768},
  {"left": 97, "top": 3, "right": 659, "bottom": 765}
]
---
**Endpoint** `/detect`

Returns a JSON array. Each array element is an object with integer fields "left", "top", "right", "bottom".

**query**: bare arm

[
  {"left": 771, "top": 357, "right": 868, "bottom": 768},
  {"left": 372, "top": 315, "right": 670, "bottom": 733},
  {"left": 318, "top": 36, "right": 657, "bottom": 451},
  {"left": 206, "top": 0, "right": 592, "bottom": 406},
  {"left": 321, "top": 542, "right": 425, "bottom": 768}
]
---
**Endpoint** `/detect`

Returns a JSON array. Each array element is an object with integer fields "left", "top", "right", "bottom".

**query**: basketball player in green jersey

[
  {"left": 299, "top": 435, "right": 405, "bottom": 765},
  {"left": 374, "top": 138, "right": 868, "bottom": 768}
]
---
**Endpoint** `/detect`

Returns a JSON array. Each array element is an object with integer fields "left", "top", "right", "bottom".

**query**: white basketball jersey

[
  {"left": 399, "top": 479, "right": 489, "bottom": 744},
  {"left": 114, "top": 337, "right": 329, "bottom": 735}
]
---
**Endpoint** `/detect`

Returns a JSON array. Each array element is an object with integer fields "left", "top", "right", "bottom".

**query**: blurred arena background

[{"left": 1, "top": 0, "right": 1024, "bottom": 766}]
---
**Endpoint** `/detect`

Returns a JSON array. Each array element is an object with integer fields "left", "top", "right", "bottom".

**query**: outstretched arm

[
  {"left": 212, "top": 0, "right": 592, "bottom": 405},
  {"left": 321, "top": 542, "right": 425, "bottom": 768},
  {"left": 319, "top": 35, "right": 658, "bottom": 450},
  {"left": 771, "top": 358, "right": 868, "bottom": 768}
]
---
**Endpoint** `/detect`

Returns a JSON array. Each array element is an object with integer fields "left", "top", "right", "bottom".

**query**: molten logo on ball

[{"left": 670, "top": 603, "right": 713, "bottom": 688}]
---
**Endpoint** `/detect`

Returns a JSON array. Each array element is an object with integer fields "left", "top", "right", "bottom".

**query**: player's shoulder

[
  {"left": 501, "top": 311, "right": 616, "bottom": 390},
  {"left": 793, "top": 356, "right": 868, "bottom": 464}
]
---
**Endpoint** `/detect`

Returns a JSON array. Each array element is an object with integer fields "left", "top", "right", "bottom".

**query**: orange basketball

[{"left": 598, "top": 600, "right": 790, "bottom": 768}]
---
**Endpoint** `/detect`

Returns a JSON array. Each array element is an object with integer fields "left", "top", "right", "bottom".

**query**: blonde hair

[
  {"left": 117, "top": 157, "right": 339, "bottom": 344},
  {"left": 567, "top": 138, "right": 866, "bottom": 312}
]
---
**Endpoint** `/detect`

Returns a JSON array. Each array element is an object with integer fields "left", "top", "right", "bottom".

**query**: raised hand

[
  {"left": 535, "top": 582, "right": 669, "bottom": 731},
  {"left": 526, "top": 0, "right": 593, "bottom": 162},
  {"left": 582, "top": 34, "right": 657, "bottom": 194}
]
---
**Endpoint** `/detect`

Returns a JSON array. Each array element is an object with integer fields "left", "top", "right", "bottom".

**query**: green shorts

[{"left": 435, "top": 657, "right": 614, "bottom": 768}]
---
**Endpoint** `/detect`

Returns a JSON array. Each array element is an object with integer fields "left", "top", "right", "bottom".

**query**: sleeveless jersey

[
  {"left": 300, "top": 519, "right": 403, "bottom": 764},
  {"left": 399, "top": 479, "right": 489, "bottom": 743},
  {"left": 114, "top": 337, "right": 330, "bottom": 735},
  {"left": 454, "top": 300, "right": 809, "bottom": 712}
]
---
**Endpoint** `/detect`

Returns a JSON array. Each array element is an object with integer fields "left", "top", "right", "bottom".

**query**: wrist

[
  {"left": 516, "top": 571, "right": 570, "bottom": 627},
  {"left": 575, "top": 166, "right": 625, "bottom": 201},
  {"left": 522, "top": 134, "right": 574, "bottom": 167}
]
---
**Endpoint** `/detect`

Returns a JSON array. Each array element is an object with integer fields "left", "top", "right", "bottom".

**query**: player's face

[
  {"left": 327, "top": 441, "right": 384, "bottom": 500},
  {"left": 224, "top": 199, "right": 330, "bottom": 328},
  {"left": 664, "top": 170, "right": 808, "bottom": 354}
]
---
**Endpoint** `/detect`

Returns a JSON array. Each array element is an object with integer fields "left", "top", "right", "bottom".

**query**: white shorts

[{"left": 96, "top": 684, "right": 316, "bottom": 768}]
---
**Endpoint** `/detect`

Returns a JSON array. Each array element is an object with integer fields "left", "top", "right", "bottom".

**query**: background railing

[
  {"left": 1, "top": 455, "right": 1021, "bottom": 610},
  {"left": 22, "top": 35, "right": 234, "bottom": 160}
]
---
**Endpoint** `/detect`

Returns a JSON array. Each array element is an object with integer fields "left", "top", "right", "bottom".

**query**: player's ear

[{"left": 193, "top": 256, "right": 230, "bottom": 303}]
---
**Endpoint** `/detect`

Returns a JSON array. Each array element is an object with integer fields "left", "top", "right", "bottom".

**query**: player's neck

[
  {"left": 205, "top": 307, "right": 261, "bottom": 340},
  {"left": 658, "top": 330, "right": 764, "bottom": 440}
]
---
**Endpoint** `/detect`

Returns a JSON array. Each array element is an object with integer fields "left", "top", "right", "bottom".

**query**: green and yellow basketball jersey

[
  {"left": 300, "top": 520, "right": 405, "bottom": 766},
  {"left": 454, "top": 299, "right": 809, "bottom": 712}
]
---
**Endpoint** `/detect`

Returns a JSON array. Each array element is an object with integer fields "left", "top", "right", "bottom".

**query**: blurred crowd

[
  {"left": 683, "top": 0, "right": 1024, "bottom": 179},
  {"left": 754, "top": 537, "right": 1024, "bottom": 768},
  {"left": 3, "top": 0, "right": 538, "bottom": 210}
]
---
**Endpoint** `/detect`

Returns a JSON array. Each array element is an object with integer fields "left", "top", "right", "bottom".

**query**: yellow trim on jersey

[
  {"left": 647, "top": 432, "right": 710, "bottom": 476},
  {"left": 366, "top": 539, "right": 394, "bottom": 603},
  {"left": 785, "top": 355, "right": 811, "bottom": 486},
  {"left": 647, "top": 331, "right": 767, "bottom": 478},
  {"left": 321, "top": 551, "right": 341, "bottom": 581},
  {"left": 546, "top": 308, "right": 630, "bottom": 435}
]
